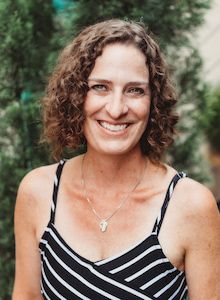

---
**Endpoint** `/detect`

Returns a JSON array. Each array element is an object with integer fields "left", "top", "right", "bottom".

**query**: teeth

[{"left": 99, "top": 121, "right": 128, "bottom": 132}]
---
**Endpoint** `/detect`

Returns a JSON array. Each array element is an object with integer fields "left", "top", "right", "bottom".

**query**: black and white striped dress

[{"left": 39, "top": 160, "right": 188, "bottom": 299}]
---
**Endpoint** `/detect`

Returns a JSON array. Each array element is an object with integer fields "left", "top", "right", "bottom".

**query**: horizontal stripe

[
  {"left": 154, "top": 272, "right": 183, "bottom": 297},
  {"left": 140, "top": 267, "right": 176, "bottom": 290},
  {"left": 125, "top": 258, "right": 169, "bottom": 282},
  {"left": 109, "top": 245, "right": 161, "bottom": 274}
]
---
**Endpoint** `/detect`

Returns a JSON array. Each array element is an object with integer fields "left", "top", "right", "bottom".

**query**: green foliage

[
  {"left": 202, "top": 88, "right": 220, "bottom": 152},
  {"left": 0, "top": 1, "right": 54, "bottom": 298},
  {"left": 0, "top": 0, "right": 54, "bottom": 105},
  {"left": 167, "top": 46, "right": 212, "bottom": 181},
  {"left": 72, "top": 0, "right": 210, "bottom": 47},
  {"left": 0, "top": 101, "right": 51, "bottom": 298}
]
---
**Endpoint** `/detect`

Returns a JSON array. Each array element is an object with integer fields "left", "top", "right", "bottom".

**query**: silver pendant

[{"left": 100, "top": 220, "right": 108, "bottom": 232}]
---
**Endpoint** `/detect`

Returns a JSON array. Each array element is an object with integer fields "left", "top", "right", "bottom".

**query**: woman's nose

[{"left": 105, "top": 91, "right": 128, "bottom": 119}]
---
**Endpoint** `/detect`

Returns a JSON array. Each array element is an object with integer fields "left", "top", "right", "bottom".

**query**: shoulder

[
  {"left": 17, "top": 163, "right": 58, "bottom": 199},
  {"left": 16, "top": 156, "right": 80, "bottom": 210},
  {"left": 173, "top": 177, "right": 220, "bottom": 248},
  {"left": 174, "top": 176, "right": 218, "bottom": 216},
  {"left": 158, "top": 164, "right": 217, "bottom": 214},
  {"left": 15, "top": 163, "right": 59, "bottom": 227}
]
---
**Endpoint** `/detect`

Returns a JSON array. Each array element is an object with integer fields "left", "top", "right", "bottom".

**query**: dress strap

[
  {"left": 50, "top": 159, "right": 66, "bottom": 224},
  {"left": 152, "top": 172, "right": 187, "bottom": 235}
]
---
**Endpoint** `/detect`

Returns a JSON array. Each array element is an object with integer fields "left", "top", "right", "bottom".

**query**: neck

[
  {"left": 83, "top": 147, "right": 148, "bottom": 191},
  {"left": 80, "top": 148, "right": 149, "bottom": 232}
]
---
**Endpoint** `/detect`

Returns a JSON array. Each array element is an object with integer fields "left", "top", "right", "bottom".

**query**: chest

[
  {"left": 39, "top": 221, "right": 188, "bottom": 299},
  {"left": 39, "top": 194, "right": 187, "bottom": 300},
  {"left": 42, "top": 188, "right": 185, "bottom": 272}
]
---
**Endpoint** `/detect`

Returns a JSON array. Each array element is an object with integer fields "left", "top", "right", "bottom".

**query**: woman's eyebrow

[
  {"left": 126, "top": 81, "right": 149, "bottom": 86},
  {"left": 88, "top": 78, "right": 149, "bottom": 86},
  {"left": 87, "top": 78, "right": 111, "bottom": 84}
]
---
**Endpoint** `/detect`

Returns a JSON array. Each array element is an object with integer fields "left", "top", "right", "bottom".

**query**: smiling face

[{"left": 83, "top": 43, "right": 151, "bottom": 156}]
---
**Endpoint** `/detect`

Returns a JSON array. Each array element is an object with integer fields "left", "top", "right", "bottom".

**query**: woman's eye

[
  {"left": 91, "top": 84, "right": 107, "bottom": 91},
  {"left": 128, "top": 87, "right": 145, "bottom": 95}
]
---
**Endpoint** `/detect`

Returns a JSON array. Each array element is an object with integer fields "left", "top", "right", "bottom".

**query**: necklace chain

[{"left": 81, "top": 155, "right": 147, "bottom": 232}]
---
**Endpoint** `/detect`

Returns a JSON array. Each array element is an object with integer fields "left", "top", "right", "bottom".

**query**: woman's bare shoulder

[
  {"left": 173, "top": 177, "right": 219, "bottom": 245},
  {"left": 175, "top": 177, "right": 217, "bottom": 214},
  {"left": 16, "top": 156, "right": 81, "bottom": 204},
  {"left": 16, "top": 163, "right": 59, "bottom": 218},
  {"left": 17, "top": 163, "right": 58, "bottom": 197}
]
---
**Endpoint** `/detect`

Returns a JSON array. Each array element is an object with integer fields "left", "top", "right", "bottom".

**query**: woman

[{"left": 13, "top": 19, "right": 220, "bottom": 299}]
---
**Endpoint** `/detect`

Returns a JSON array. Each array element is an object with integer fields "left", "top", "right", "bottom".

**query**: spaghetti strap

[
  {"left": 152, "top": 172, "right": 187, "bottom": 235},
  {"left": 50, "top": 159, "right": 66, "bottom": 224}
]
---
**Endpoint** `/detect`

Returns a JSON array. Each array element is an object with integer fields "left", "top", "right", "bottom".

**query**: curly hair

[{"left": 42, "top": 19, "right": 178, "bottom": 163}]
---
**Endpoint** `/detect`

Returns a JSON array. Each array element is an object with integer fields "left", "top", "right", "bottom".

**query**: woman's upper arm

[
  {"left": 12, "top": 170, "right": 45, "bottom": 299},
  {"left": 184, "top": 183, "right": 220, "bottom": 299}
]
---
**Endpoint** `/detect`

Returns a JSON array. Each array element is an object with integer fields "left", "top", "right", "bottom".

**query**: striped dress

[{"left": 39, "top": 160, "right": 188, "bottom": 299}]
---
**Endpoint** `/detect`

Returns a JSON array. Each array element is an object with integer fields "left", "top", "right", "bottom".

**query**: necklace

[{"left": 81, "top": 155, "right": 147, "bottom": 232}]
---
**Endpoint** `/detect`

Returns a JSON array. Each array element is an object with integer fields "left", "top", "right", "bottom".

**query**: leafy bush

[{"left": 203, "top": 88, "right": 220, "bottom": 152}]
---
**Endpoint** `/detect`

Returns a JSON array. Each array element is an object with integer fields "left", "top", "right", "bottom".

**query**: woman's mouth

[{"left": 98, "top": 121, "right": 130, "bottom": 132}]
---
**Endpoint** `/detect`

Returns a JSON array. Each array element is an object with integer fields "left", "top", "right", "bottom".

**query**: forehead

[
  {"left": 99, "top": 42, "right": 146, "bottom": 62},
  {"left": 89, "top": 43, "right": 149, "bottom": 81}
]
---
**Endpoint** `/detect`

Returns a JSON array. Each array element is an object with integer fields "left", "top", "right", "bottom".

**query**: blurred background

[
  {"left": 0, "top": 0, "right": 219, "bottom": 298},
  {"left": 196, "top": 0, "right": 220, "bottom": 200}
]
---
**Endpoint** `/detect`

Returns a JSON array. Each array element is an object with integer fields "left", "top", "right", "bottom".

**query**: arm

[
  {"left": 184, "top": 183, "right": 220, "bottom": 299},
  {"left": 12, "top": 171, "right": 45, "bottom": 300}
]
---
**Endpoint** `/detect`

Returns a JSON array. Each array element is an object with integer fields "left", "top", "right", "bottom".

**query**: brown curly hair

[{"left": 42, "top": 19, "right": 178, "bottom": 163}]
